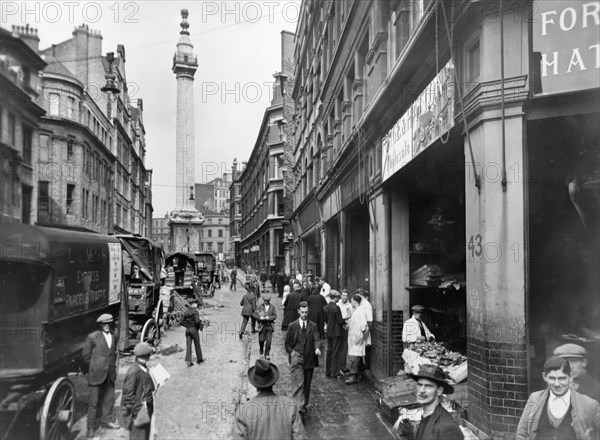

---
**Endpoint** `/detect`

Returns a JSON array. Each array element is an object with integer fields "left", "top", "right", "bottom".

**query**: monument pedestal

[{"left": 168, "top": 207, "right": 204, "bottom": 253}]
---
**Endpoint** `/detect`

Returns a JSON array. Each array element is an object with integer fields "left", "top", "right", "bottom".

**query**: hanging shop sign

[
  {"left": 381, "top": 60, "right": 455, "bottom": 183},
  {"left": 533, "top": 1, "right": 600, "bottom": 95}
]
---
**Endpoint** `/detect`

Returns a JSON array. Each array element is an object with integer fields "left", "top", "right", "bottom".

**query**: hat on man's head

[
  {"left": 412, "top": 305, "right": 425, "bottom": 312},
  {"left": 409, "top": 364, "right": 454, "bottom": 394},
  {"left": 329, "top": 289, "right": 341, "bottom": 298},
  {"left": 247, "top": 359, "right": 279, "bottom": 388},
  {"left": 554, "top": 343, "right": 587, "bottom": 359},
  {"left": 262, "top": 294, "right": 272, "bottom": 302},
  {"left": 97, "top": 313, "right": 113, "bottom": 324},
  {"left": 133, "top": 342, "right": 153, "bottom": 357}
]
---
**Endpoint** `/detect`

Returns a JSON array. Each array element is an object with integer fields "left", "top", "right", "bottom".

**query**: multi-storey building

[
  {"left": 239, "top": 31, "right": 295, "bottom": 274},
  {"left": 290, "top": 0, "right": 598, "bottom": 436},
  {"left": 229, "top": 159, "right": 243, "bottom": 266},
  {"left": 6, "top": 24, "right": 152, "bottom": 235},
  {"left": 200, "top": 211, "right": 230, "bottom": 261},
  {"left": 152, "top": 216, "right": 171, "bottom": 252},
  {"left": 0, "top": 26, "right": 47, "bottom": 224}
]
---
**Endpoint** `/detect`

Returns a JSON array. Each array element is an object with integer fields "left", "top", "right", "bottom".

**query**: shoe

[
  {"left": 265, "top": 355, "right": 270, "bottom": 360},
  {"left": 345, "top": 376, "right": 359, "bottom": 385},
  {"left": 86, "top": 428, "right": 96, "bottom": 438},
  {"left": 259, "top": 349, "right": 264, "bottom": 356},
  {"left": 101, "top": 422, "right": 120, "bottom": 429},
  {"left": 187, "top": 362, "right": 194, "bottom": 367},
  {"left": 339, "top": 369, "right": 347, "bottom": 378},
  {"left": 342, "top": 367, "right": 349, "bottom": 373},
  {"left": 239, "top": 333, "right": 243, "bottom": 340},
  {"left": 197, "top": 359, "right": 206, "bottom": 363}
]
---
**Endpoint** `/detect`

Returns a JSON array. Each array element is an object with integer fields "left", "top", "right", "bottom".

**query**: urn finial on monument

[{"left": 180, "top": 9, "right": 190, "bottom": 36}]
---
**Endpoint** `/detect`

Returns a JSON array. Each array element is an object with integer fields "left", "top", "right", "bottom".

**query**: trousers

[
  {"left": 87, "top": 376, "right": 115, "bottom": 429},
  {"left": 185, "top": 327, "right": 203, "bottom": 362},
  {"left": 290, "top": 351, "right": 314, "bottom": 410},
  {"left": 325, "top": 336, "right": 343, "bottom": 376}
]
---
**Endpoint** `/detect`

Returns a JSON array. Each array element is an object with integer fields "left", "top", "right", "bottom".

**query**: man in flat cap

[
  {"left": 554, "top": 343, "right": 600, "bottom": 402},
  {"left": 400, "top": 364, "right": 463, "bottom": 440},
  {"left": 402, "top": 305, "right": 435, "bottom": 343},
  {"left": 253, "top": 294, "right": 277, "bottom": 359},
  {"left": 121, "top": 342, "right": 155, "bottom": 440},
  {"left": 517, "top": 356, "right": 599, "bottom": 440},
  {"left": 234, "top": 359, "right": 305, "bottom": 439},
  {"left": 82, "top": 313, "right": 120, "bottom": 437}
]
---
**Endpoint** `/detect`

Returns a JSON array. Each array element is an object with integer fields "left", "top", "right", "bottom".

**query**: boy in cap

[
  {"left": 554, "top": 343, "right": 600, "bottom": 402},
  {"left": 402, "top": 305, "right": 435, "bottom": 343},
  {"left": 404, "top": 364, "right": 463, "bottom": 440},
  {"left": 253, "top": 294, "right": 277, "bottom": 359},
  {"left": 121, "top": 342, "right": 155, "bottom": 440},
  {"left": 82, "top": 313, "right": 120, "bottom": 437},
  {"left": 234, "top": 359, "right": 305, "bottom": 439}
]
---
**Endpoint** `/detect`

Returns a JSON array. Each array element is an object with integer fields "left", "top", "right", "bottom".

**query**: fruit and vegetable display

[{"left": 406, "top": 341, "right": 467, "bottom": 367}]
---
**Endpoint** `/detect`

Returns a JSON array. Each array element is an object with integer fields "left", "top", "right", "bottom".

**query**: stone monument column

[{"left": 168, "top": 9, "right": 203, "bottom": 253}]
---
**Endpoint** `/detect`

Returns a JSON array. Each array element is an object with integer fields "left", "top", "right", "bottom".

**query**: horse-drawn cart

[
  {"left": 117, "top": 235, "right": 165, "bottom": 348},
  {"left": 0, "top": 224, "right": 124, "bottom": 440}
]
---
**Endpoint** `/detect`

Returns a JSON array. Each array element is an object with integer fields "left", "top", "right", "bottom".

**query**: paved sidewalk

[{"left": 241, "top": 291, "right": 395, "bottom": 440}]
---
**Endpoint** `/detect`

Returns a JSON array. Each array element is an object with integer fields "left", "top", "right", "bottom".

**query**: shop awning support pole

[
  {"left": 441, "top": 1, "right": 481, "bottom": 194},
  {"left": 500, "top": 0, "right": 508, "bottom": 191}
]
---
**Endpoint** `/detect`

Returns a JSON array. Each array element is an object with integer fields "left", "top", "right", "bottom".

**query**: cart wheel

[
  {"left": 141, "top": 318, "right": 159, "bottom": 347},
  {"left": 155, "top": 300, "right": 164, "bottom": 331},
  {"left": 169, "top": 311, "right": 184, "bottom": 327},
  {"left": 39, "top": 377, "right": 75, "bottom": 440},
  {"left": 209, "top": 283, "right": 215, "bottom": 298}
]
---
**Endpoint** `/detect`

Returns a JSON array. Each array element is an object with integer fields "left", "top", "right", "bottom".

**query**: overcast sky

[{"left": 2, "top": 1, "right": 299, "bottom": 217}]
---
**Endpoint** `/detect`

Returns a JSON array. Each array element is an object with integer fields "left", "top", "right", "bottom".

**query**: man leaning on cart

[{"left": 82, "top": 313, "right": 121, "bottom": 438}]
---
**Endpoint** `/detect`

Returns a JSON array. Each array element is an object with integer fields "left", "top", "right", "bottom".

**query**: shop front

[{"left": 526, "top": 0, "right": 600, "bottom": 392}]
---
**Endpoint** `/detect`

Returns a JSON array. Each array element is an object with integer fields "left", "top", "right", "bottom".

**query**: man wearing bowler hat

[
  {"left": 554, "top": 343, "right": 600, "bottom": 402},
  {"left": 82, "top": 313, "right": 120, "bottom": 437},
  {"left": 402, "top": 305, "right": 435, "bottom": 343},
  {"left": 234, "top": 359, "right": 305, "bottom": 439},
  {"left": 405, "top": 364, "right": 463, "bottom": 440}
]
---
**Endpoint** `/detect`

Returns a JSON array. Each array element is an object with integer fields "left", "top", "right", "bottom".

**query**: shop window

[
  {"left": 38, "top": 181, "right": 49, "bottom": 212},
  {"left": 66, "top": 184, "right": 75, "bottom": 214}
]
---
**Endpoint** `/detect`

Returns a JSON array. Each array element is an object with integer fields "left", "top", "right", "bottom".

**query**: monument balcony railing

[{"left": 173, "top": 53, "right": 198, "bottom": 66}]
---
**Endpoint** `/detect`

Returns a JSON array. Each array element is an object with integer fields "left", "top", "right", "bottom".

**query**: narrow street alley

[{"left": 71, "top": 278, "right": 394, "bottom": 439}]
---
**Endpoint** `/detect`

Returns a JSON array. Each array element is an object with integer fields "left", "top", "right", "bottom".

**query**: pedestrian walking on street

[
  {"left": 282, "top": 283, "right": 303, "bottom": 330},
  {"left": 253, "top": 294, "right": 277, "bottom": 359},
  {"left": 234, "top": 359, "right": 305, "bottom": 439},
  {"left": 307, "top": 286, "right": 327, "bottom": 339},
  {"left": 260, "top": 267, "right": 268, "bottom": 292},
  {"left": 324, "top": 290, "right": 345, "bottom": 378},
  {"left": 82, "top": 313, "right": 120, "bottom": 438},
  {"left": 398, "top": 364, "right": 463, "bottom": 440},
  {"left": 276, "top": 269, "right": 286, "bottom": 298},
  {"left": 182, "top": 303, "right": 205, "bottom": 367},
  {"left": 344, "top": 295, "right": 368, "bottom": 385},
  {"left": 269, "top": 269, "right": 277, "bottom": 292},
  {"left": 282, "top": 285, "right": 291, "bottom": 307},
  {"left": 284, "top": 301, "right": 322, "bottom": 414},
  {"left": 338, "top": 289, "right": 353, "bottom": 374},
  {"left": 121, "top": 342, "right": 155, "bottom": 440},
  {"left": 240, "top": 289, "right": 257, "bottom": 339},
  {"left": 553, "top": 343, "right": 600, "bottom": 403},
  {"left": 517, "top": 356, "right": 600, "bottom": 440},
  {"left": 230, "top": 266, "right": 237, "bottom": 290}
]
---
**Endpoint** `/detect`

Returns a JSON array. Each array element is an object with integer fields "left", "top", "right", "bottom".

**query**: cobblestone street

[{"left": 70, "top": 278, "right": 394, "bottom": 439}]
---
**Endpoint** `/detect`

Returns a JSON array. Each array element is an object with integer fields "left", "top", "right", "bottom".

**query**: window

[
  {"left": 40, "top": 134, "right": 50, "bottom": 162},
  {"left": 67, "top": 138, "right": 74, "bottom": 161},
  {"left": 49, "top": 93, "right": 60, "bottom": 116},
  {"left": 218, "top": 218, "right": 223, "bottom": 224},
  {"left": 208, "top": 229, "right": 212, "bottom": 238},
  {"left": 467, "top": 40, "right": 481, "bottom": 82},
  {"left": 8, "top": 114, "right": 16, "bottom": 145},
  {"left": 66, "top": 184, "right": 75, "bottom": 214},
  {"left": 67, "top": 97, "right": 75, "bottom": 119},
  {"left": 218, "top": 229, "right": 223, "bottom": 238},
  {"left": 218, "top": 243, "right": 223, "bottom": 253},
  {"left": 38, "top": 181, "right": 50, "bottom": 212},
  {"left": 22, "top": 127, "right": 33, "bottom": 165}
]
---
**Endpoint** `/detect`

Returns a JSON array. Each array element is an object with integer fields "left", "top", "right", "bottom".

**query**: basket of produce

[{"left": 403, "top": 341, "right": 467, "bottom": 383}]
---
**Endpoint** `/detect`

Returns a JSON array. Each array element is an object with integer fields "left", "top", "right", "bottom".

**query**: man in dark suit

[
  {"left": 282, "top": 283, "right": 303, "bottom": 330},
  {"left": 323, "top": 290, "right": 345, "bottom": 378},
  {"left": 285, "top": 301, "right": 322, "bottom": 414},
  {"left": 82, "top": 313, "right": 120, "bottom": 438},
  {"left": 181, "top": 303, "right": 206, "bottom": 367},
  {"left": 239, "top": 289, "right": 257, "bottom": 339},
  {"left": 253, "top": 294, "right": 277, "bottom": 359}
]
